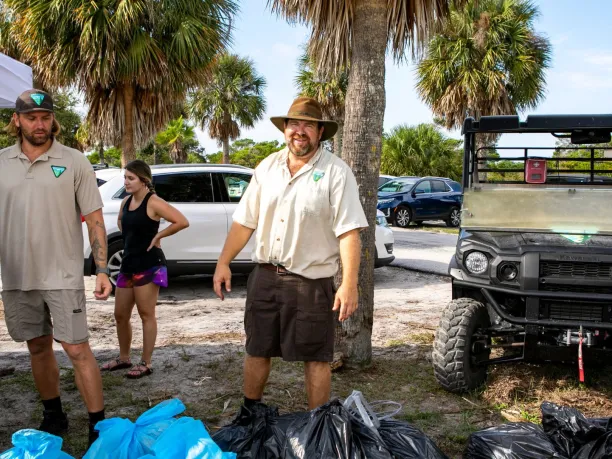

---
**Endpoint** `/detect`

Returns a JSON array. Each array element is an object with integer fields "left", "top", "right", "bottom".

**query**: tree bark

[
  {"left": 337, "top": 0, "right": 387, "bottom": 368},
  {"left": 121, "top": 84, "right": 137, "bottom": 166},
  {"left": 334, "top": 118, "right": 344, "bottom": 157},
  {"left": 222, "top": 137, "right": 231, "bottom": 164},
  {"left": 98, "top": 142, "right": 105, "bottom": 165},
  {"left": 153, "top": 144, "right": 159, "bottom": 165}
]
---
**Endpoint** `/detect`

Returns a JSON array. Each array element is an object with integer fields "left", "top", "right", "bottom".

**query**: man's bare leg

[
  {"left": 27, "top": 335, "right": 60, "bottom": 400},
  {"left": 62, "top": 342, "right": 104, "bottom": 412},
  {"left": 243, "top": 355, "right": 271, "bottom": 400},
  {"left": 304, "top": 361, "right": 331, "bottom": 409}
]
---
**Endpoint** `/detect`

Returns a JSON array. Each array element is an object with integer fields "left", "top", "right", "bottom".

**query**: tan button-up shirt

[
  {"left": 233, "top": 147, "right": 368, "bottom": 279},
  {"left": 0, "top": 139, "right": 103, "bottom": 290}
]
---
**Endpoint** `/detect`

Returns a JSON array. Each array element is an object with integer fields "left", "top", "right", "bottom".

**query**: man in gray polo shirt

[
  {"left": 214, "top": 97, "right": 368, "bottom": 410},
  {"left": 0, "top": 90, "right": 112, "bottom": 446}
]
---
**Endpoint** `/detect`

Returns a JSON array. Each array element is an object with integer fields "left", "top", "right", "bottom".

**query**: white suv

[{"left": 83, "top": 164, "right": 395, "bottom": 286}]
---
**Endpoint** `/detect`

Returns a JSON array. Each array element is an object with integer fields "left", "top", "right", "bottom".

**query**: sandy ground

[{"left": 0, "top": 266, "right": 451, "bottom": 435}]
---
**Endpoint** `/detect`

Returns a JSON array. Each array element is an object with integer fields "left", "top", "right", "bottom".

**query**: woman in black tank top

[{"left": 101, "top": 160, "right": 189, "bottom": 378}]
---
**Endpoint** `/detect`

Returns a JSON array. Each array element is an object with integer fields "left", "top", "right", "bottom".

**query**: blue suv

[{"left": 377, "top": 176, "right": 462, "bottom": 228}]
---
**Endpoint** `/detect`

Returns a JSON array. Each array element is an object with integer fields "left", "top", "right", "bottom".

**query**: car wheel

[
  {"left": 107, "top": 240, "right": 124, "bottom": 294},
  {"left": 393, "top": 206, "right": 412, "bottom": 228},
  {"left": 446, "top": 207, "right": 461, "bottom": 228},
  {"left": 432, "top": 298, "right": 491, "bottom": 393}
]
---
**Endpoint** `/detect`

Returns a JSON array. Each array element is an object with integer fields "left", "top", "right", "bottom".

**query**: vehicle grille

[
  {"left": 540, "top": 284, "right": 612, "bottom": 295},
  {"left": 544, "top": 301, "right": 605, "bottom": 322},
  {"left": 540, "top": 261, "right": 612, "bottom": 279}
]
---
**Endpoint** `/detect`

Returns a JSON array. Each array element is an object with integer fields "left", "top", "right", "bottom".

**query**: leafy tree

[
  {"left": 188, "top": 54, "right": 266, "bottom": 164},
  {"left": 206, "top": 139, "right": 284, "bottom": 167},
  {"left": 5, "top": 0, "right": 237, "bottom": 165},
  {"left": 381, "top": 124, "right": 462, "bottom": 181},
  {"left": 155, "top": 116, "right": 197, "bottom": 164}
]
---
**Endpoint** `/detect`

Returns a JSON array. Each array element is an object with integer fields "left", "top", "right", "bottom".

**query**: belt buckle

[{"left": 275, "top": 264, "right": 288, "bottom": 275}]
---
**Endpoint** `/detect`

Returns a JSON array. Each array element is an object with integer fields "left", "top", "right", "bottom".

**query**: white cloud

[{"left": 584, "top": 52, "right": 612, "bottom": 68}]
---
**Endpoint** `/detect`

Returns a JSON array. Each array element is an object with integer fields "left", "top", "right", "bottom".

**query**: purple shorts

[{"left": 116, "top": 266, "right": 168, "bottom": 289}]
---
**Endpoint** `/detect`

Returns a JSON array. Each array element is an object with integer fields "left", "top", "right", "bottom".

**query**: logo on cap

[
  {"left": 30, "top": 93, "right": 45, "bottom": 106},
  {"left": 51, "top": 165, "right": 66, "bottom": 178}
]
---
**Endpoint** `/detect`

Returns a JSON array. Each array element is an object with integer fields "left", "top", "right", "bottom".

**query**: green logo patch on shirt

[
  {"left": 51, "top": 165, "right": 66, "bottom": 178},
  {"left": 313, "top": 170, "right": 325, "bottom": 182}
]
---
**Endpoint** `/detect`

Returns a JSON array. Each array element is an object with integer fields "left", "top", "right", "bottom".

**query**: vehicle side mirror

[{"left": 413, "top": 189, "right": 424, "bottom": 196}]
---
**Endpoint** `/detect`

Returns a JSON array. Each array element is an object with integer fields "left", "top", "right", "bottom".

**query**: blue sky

[{"left": 195, "top": 0, "right": 612, "bottom": 155}]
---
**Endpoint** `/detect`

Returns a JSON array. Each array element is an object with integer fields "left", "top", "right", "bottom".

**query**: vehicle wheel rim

[
  {"left": 107, "top": 250, "right": 123, "bottom": 286},
  {"left": 397, "top": 209, "right": 410, "bottom": 226},
  {"left": 451, "top": 209, "right": 461, "bottom": 226}
]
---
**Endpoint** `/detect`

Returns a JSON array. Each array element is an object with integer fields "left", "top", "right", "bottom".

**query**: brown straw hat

[{"left": 270, "top": 97, "right": 338, "bottom": 142}]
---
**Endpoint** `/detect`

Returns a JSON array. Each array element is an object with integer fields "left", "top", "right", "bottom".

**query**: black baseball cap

[{"left": 15, "top": 89, "right": 54, "bottom": 114}]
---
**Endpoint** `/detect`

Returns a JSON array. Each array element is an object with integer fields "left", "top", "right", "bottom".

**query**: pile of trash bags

[
  {"left": 465, "top": 402, "right": 612, "bottom": 459},
  {"left": 0, "top": 429, "right": 73, "bottom": 459},
  {"left": 212, "top": 390, "right": 448, "bottom": 459}
]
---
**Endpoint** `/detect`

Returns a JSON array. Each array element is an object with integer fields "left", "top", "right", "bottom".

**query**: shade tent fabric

[{"left": 0, "top": 53, "right": 33, "bottom": 108}]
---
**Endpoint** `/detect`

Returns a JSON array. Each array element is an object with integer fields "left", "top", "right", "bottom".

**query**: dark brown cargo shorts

[{"left": 244, "top": 264, "right": 335, "bottom": 362}]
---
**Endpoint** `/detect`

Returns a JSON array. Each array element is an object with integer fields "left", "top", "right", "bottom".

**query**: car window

[
  {"left": 447, "top": 181, "right": 462, "bottom": 192},
  {"left": 431, "top": 180, "right": 449, "bottom": 193},
  {"left": 153, "top": 173, "right": 214, "bottom": 203},
  {"left": 97, "top": 178, "right": 106, "bottom": 187},
  {"left": 414, "top": 181, "right": 431, "bottom": 194},
  {"left": 379, "top": 179, "right": 417, "bottom": 193},
  {"left": 219, "top": 173, "right": 253, "bottom": 203}
]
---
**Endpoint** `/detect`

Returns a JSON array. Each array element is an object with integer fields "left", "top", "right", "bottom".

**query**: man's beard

[
  {"left": 22, "top": 128, "right": 52, "bottom": 146},
  {"left": 288, "top": 137, "right": 316, "bottom": 157}
]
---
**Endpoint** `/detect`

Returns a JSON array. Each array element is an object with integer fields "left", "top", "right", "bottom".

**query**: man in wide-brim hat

[{"left": 213, "top": 96, "right": 368, "bottom": 409}]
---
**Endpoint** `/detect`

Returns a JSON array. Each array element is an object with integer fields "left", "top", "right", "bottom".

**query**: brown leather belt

[{"left": 259, "top": 263, "right": 292, "bottom": 275}]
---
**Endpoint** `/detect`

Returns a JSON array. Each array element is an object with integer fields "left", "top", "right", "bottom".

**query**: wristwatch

[{"left": 96, "top": 267, "right": 111, "bottom": 276}]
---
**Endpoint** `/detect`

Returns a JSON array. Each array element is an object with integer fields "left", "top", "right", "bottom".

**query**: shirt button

[
  {"left": 276, "top": 238, "right": 280, "bottom": 241},
  {"left": 280, "top": 219, "right": 285, "bottom": 223}
]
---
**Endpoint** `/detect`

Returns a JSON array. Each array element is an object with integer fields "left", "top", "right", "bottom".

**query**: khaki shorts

[
  {"left": 244, "top": 265, "right": 335, "bottom": 362},
  {"left": 1, "top": 290, "right": 88, "bottom": 344}
]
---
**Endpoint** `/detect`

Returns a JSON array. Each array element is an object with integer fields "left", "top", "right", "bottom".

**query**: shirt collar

[{"left": 8, "top": 138, "right": 63, "bottom": 160}]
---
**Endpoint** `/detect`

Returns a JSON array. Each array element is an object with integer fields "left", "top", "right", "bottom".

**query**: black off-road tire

[{"left": 432, "top": 298, "right": 491, "bottom": 393}]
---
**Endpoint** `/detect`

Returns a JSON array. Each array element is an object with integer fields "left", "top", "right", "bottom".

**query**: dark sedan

[{"left": 377, "top": 176, "right": 462, "bottom": 228}]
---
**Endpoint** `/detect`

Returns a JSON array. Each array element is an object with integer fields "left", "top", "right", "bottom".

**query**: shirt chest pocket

[{"left": 300, "top": 181, "right": 330, "bottom": 217}]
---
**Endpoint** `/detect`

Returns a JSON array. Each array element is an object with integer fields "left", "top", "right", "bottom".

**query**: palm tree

[
  {"left": 416, "top": 0, "right": 551, "bottom": 151},
  {"left": 188, "top": 54, "right": 266, "bottom": 164},
  {"left": 155, "top": 116, "right": 197, "bottom": 164},
  {"left": 295, "top": 49, "right": 348, "bottom": 156},
  {"left": 5, "top": 0, "right": 236, "bottom": 166},
  {"left": 270, "top": 0, "right": 456, "bottom": 366},
  {"left": 381, "top": 124, "right": 462, "bottom": 181}
]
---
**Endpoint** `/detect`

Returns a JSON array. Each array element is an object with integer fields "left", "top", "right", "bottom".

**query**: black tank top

[{"left": 120, "top": 192, "right": 166, "bottom": 274}]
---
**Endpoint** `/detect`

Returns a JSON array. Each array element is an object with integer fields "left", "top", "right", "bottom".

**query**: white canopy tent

[{"left": 0, "top": 53, "right": 33, "bottom": 108}]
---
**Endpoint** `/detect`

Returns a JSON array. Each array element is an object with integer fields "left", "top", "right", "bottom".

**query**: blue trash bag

[
  {"left": 0, "top": 429, "right": 73, "bottom": 459},
  {"left": 145, "top": 417, "right": 236, "bottom": 459},
  {"left": 84, "top": 398, "right": 186, "bottom": 459}
]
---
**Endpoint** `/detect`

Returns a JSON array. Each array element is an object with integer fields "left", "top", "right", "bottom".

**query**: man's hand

[
  {"left": 213, "top": 263, "right": 232, "bottom": 300},
  {"left": 94, "top": 274, "right": 112, "bottom": 300},
  {"left": 332, "top": 282, "right": 358, "bottom": 321},
  {"left": 147, "top": 234, "right": 161, "bottom": 251}
]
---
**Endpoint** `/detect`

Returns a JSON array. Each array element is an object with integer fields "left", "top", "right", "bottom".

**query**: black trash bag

[
  {"left": 541, "top": 402, "right": 608, "bottom": 457},
  {"left": 574, "top": 431, "right": 612, "bottom": 459},
  {"left": 464, "top": 422, "right": 567, "bottom": 459},
  {"left": 212, "top": 403, "right": 305, "bottom": 459},
  {"left": 377, "top": 419, "right": 449, "bottom": 459},
  {"left": 283, "top": 399, "right": 392, "bottom": 459}
]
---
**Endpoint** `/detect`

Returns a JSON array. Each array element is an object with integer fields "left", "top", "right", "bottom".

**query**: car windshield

[{"left": 378, "top": 179, "right": 417, "bottom": 193}]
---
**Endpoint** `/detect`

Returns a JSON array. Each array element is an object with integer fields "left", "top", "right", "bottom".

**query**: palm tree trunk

[
  {"left": 153, "top": 144, "right": 159, "bottom": 165},
  {"left": 334, "top": 118, "right": 344, "bottom": 158},
  {"left": 121, "top": 84, "right": 137, "bottom": 166},
  {"left": 222, "top": 137, "right": 231, "bottom": 164},
  {"left": 337, "top": 0, "right": 387, "bottom": 368},
  {"left": 98, "top": 142, "right": 105, "bottom": 165}
]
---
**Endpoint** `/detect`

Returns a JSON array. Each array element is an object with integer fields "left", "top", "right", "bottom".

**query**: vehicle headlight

[
  {"left": 378, "top": 198, "right": 395, "bottom": 206},
  {"left": 376, "top": 216, "right": 388, "bottom": 226},
  {"left": 465, "top": 251, "right": 489, "bottom": 275}
]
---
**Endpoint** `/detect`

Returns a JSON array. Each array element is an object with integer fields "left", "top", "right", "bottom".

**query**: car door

[
  {"left": 215, "top": 172, "right": 255, "bottom": 262},
  {"left": 411, "top": 180, "right": 434, "bottom": 218},
  {"left": 153, "top": 172, "right": 228, "bottom": 262},
  {"left": 430, "top": 180, "right": 453, "bottom": 217}
]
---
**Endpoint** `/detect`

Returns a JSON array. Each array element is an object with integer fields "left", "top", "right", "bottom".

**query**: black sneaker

[{"left": 39, "top": 410, "right": 68, "bottom": 436}]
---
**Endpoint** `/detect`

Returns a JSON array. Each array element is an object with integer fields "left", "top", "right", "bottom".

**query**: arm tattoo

[{"left": 88, "top": 220, "right": 108, "bottom": 269}]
